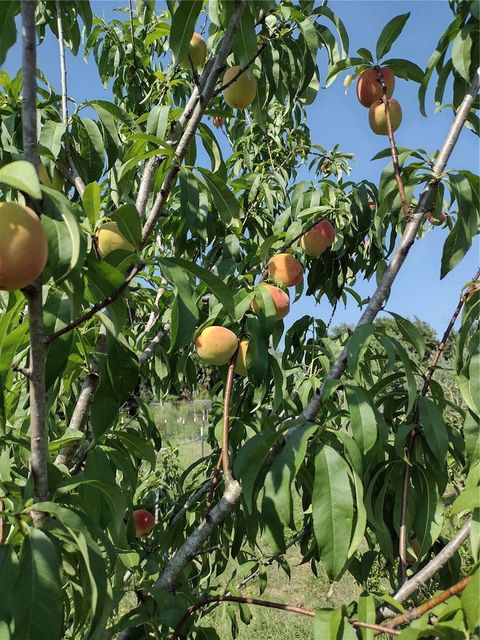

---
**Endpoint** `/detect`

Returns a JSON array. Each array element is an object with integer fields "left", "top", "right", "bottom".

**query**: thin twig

[
  {"left": 171, "top": 595, "right": 315, "bottom": 640},
  {"left": 12, "top": 364, "right": 31, "bottom": 378},
  {"left": 383, "top": 574, "right": 472, "bottom": 631},
  {"left": 221, "top": 352, "right": 238, "bottom": 486},
  {"left": 351, "top": 621, "right": 400, "bottom": 637},
  {"left": 378, "top": 68, "right": 409, "bottom": 217},
  {"left": 45, "top": 261, "right": 144, "bottom": 343},
  {"left": 138, "top": 323, "right": 169, "bottom": 366},
  {"left": 54, "top": 0, "right": 85, "bottom": 197},
  {"left": 215, "top": 40, "right": 269, "bottom": 95}
]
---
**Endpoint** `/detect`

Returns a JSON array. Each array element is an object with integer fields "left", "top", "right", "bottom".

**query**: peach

[
  {"left": 368, "top": 98, "right": 402, "bottom": 135},
  {"left": 234, "top": 339, "right": 249, "bottom": 377},
  {"left": 357, "top": 66, "right": 395, "bottom": 107},
  {"left": 179, "top": 32, "right": 207, "bottom": 69},
  {"left": 133, "top": 509, "right": 155, "bottom": 537},
  {"left": 97, "top": 221, "right": 135, "bottom": 257},
  {"left": 252, "top": 284, "right": 290, "bottom": 319},
  {"left": 213, "top": 116, "right": 225, "bottom": 128},
  {"left": 194, "top": 326, "right": 238, "bottom": 365},
  {"left": 300, "top": 220, "right": 335, "bottom": 257},
  {"left": 223, "top": 66, "right": 257, "bottom": 109},
  {"left": 268, "top": 253, "right": 303, "bottom": 287},
  {"left": 427, "top": 211, "right": 446, "bottom": 226},
  {"left": 0, "top": 201, "right": 48, "bottom": 290}
]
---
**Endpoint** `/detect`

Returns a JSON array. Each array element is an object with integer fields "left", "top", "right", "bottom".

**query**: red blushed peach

[
  {"left": 357, "top": 66, "right": 395, "bottom": 107},
  {"left": 427, "top": 211, "right": 446, "bottom": 226},
  {"left": 300, "top": 220, "right": 335, "bottom": 257},
  {"left": 133, "top": 509, "right": 155, "bottom": 537},
  {"left": 267, "top": 253, "right": 303, "bottom": 287},
  {"left": 194, "top": 326, "right": 238, "bottom": 365},
  {"left": 252, "top": 284, "right": 290, "bottom": 319},
  {"left": 368, "top": 98, "right": 402, "bottom": 135}
]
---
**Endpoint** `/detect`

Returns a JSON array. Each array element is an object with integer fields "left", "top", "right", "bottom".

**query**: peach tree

[{"left": 0, "top": 1, "right": 478, "bottom": 639}]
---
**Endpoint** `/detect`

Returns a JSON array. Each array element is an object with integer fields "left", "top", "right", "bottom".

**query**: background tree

[{"left": 0, "top": 1, "right": 478, "bottom": 639}]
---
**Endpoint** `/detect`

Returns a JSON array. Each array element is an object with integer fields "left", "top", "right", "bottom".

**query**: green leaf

[
  {"left": 313, "top": 607, "right": 343, "bottom": 640},
  {"left": 313, "top": 444, "right": 354, "bottom": 579},
  {"left": 0, "top": 1, "right": 18, "bottom": 66},
  {"left": 111, "top": 204, "right": 142, "bottom": 247},
  {"left": 263, "top": 423, "right": 316, "bottom": 530},
  {"left": 0, "top": 160, "right": 42, "bottom": 199},
  {"left": 388, "top": 312, "right": 425, "bottom": 360},
  {"left": 464, "top": 411, "right": 480, "bottom": 470},
  {"left": 451, "top": 24, "right": 475, "bottom": 82},
  {"left": 160, "top": 257, "right": 235, "bottom": 320},
  {"left": 345, "top": 385, "right": 380, "bottom": 455},
  {"left": 146, "top": 105, "right": 170, "bottom": 140},
  {"left": 0, "top": 545, "right": 19, "bottom": 636},
  {"left": 461, "top": 568, "right": 480, "bottom": 634},
  {"left": 346, "top": 324, "right": 376, "bottom": 377},
  {"left": 376, "top": 13, "right": 410, "bottom": 61},
  {"left": 197, "top": 167, "right": 240, "bottom": 224},
  {"left": 357, "top": 595, "right": 376, "bottom": 640},
  {"left": 232, "top": 3, "right": 256, "bottom": 68},
  {"left": 325, "top": 56, "right": 365, "bottom": 86},
  {"left": 169, "top": 0, "right": 202, "bottom": 65},
  {"left": 412, "top": 466, "right": 443, "bottom": 556},
  {"left": 13, "top": 529, "right": 63, "bottom": 640},
  {"left": 417, "top": 397, "right": 449, "bottom": 464},
  {"left": 0, "top": 295, "right": 28, "bottom": 375},
  {"left": 178, "top": 167, "right": 199, "bottom": 235},
  {"left": 381, "top": 58, "right": 424, "bottom": 83},
  {"left": 82, "top": 181, "right": 101, "bottom": 226},
  {"left": 441, "top": 174, "right": 477, "bottom": 278}
]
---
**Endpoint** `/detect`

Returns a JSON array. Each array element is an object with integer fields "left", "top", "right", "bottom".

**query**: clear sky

[{"left": 3, "top": 1, "right": 479, "bottom": 335}]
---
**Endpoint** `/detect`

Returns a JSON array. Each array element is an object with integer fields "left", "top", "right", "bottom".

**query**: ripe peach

[
  {"left": 252, "top": 284, "right": 290, "bottom": 319},
  {"left": 234, "top": 339, "right": 249, "bottom": 377},
  {"left": 368, "top": 99, "right": 402, "bottom": 135},
  {"left": 179, "top": 32, "right": 207, "bottom": 69},
  {"left": 223, "top": 66, "right": 257, "bottom": 109},
  {"left": 133, "top": 509, "right": 155, "bottom": 537},
  {"left": 213, "top": 116, "right": 225, "bottom": 128},
  {"left": 427, "top": 211, "right": 446, "bottom": 226},
  {"left": 97, "top": 221, "right": 135, "bottom": 257},
  {"left": 267, "top": 253, "right": 303, "bottom": 287},
  {"left": 0, "top": 201, "right": 48, "bottom": 290},
  {"left": 194, "top": 326, "right": 238, "bottom": 365},
  {"left": 300, "top": 220, "right": 335, "bottom": 257},
  {"left": 357, "top": 66, "right": 395, "bottom": 107}
]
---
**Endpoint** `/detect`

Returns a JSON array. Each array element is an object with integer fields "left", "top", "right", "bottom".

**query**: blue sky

[{"left": 4, "top": 1, "right": 479, "bottom": 335}]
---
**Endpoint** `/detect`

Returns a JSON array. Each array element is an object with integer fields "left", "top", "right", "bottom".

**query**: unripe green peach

[
  {"left": 222, "top": 66, "right": 257, "bottom": 109},
  {"left": 195, "top": 326, "right": 238, "bottom": 365},
  {"left": 268, "top": 253, "right": 303, "bottom": 287},
  {"left": 97, "top": 221, "right": 135, "bottom": 257},
  {"left": 357, "top": 66, "right": 395, "bottom": 108},
  {"left": 252, "top": 284, "right": 290, "bottom": 319},
  {"left": 234, "top": 339, "right": 249, "bottom": 376},
  {"left": 368, "top": 99, "right": 402, "bottom": 135},
  {"left": 300, "top": 220, "right": 335, "bottom": 257},
  {"left": 0, "top": 201, "right": 48, "bottom": 290},
  {"left": 179, "top": 32, "right": 207, "bottom": 69}
]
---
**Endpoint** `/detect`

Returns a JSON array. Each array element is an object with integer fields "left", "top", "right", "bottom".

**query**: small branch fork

[
  {"left": 170, "top": 573, "right": 473, "bottom": 639},
  {"left": 398, "top": 266, "right": 480, "bottom": 584},
  {"left": 377, "top": 67, "right": 410, "bottom": 217}
]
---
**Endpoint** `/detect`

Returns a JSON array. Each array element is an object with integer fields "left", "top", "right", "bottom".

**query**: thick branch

[
  {"left": 171, "top": 595, "right": 315, "bottom": 640},
  {"left": 387, "top": 519, "right": 471, "bottom": 610},
  {"left": 138, "top": 323, "right": 169, "bottom": 366}
]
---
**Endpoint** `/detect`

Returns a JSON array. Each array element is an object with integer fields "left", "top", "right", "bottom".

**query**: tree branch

[
  {"left": 171, "top": 595, "right": 315, "bottom": 640},
  {"left": 138, "top": 323, "right": 169, "bottom": 366},
  {"left": 221, "top": 352, "right": 238, "bottom": 486},
  {"left": 21, "top": 0, "right": 48, "bottom": 527},
  {"left": 384, "top": 574, "right": 472, "bottom": 631},
  {"left": 54, "top": 0, "right": 85, "bottom": 197},
  {"left": 351, "top": 621, "right": 400, "bottom": 637},
  {"left": 169, "top": 480, "right": 212, "bottom": 528}
]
